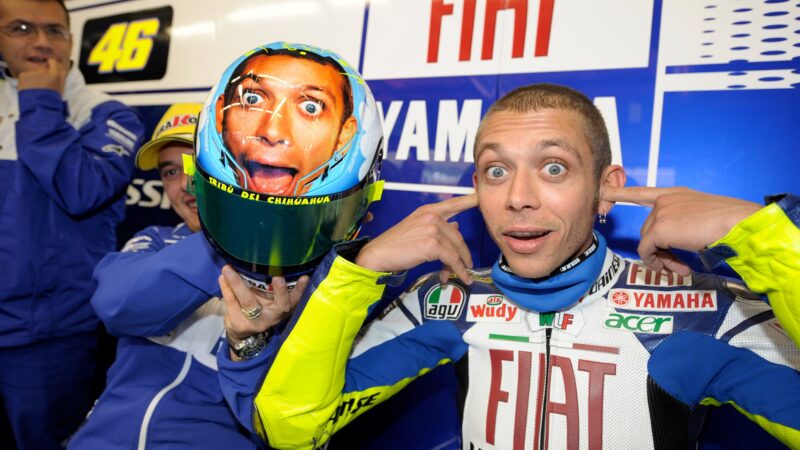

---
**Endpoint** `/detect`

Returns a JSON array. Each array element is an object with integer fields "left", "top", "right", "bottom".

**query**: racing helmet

[{"left": 192, "top": 42, "right": 383, "bottom": 288}]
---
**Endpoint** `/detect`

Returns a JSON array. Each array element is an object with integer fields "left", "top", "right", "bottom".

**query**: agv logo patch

[{"left": 424, "top": 283, "right": 466, "bottom": 320}]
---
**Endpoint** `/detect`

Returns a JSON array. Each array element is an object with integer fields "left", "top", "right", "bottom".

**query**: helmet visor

[{"left": 193, "top": 164, "right": 382, "bottom": 276}]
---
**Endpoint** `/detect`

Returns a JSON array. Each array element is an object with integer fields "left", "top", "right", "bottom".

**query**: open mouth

[
  {"left": 27, "top": 56, "right": 48, "bottom": 64},
  {"left": 504, "top": 230, "right": 551, "bottom": 240},
  {"left": 244, "top": 161, "right": 297, "bottom": 195},
  {"left": 502, "top": 230, "right": 551, "bottom": 253}
]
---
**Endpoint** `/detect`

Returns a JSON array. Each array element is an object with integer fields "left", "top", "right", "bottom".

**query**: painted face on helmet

[
  {"left": 215, "top": 53, "right": 357, "bottom": 196},
  {"left": 194, "top": 42, "right": 383, "bottom": 284}
]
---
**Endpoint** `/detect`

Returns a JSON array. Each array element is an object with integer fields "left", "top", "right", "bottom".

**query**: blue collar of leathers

[{"left": 491, "top": 232, "right": 607, "bottom": 313}]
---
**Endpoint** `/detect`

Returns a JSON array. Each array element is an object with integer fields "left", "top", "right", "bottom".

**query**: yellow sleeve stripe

[
  {"left": 712, "top": 202, "right": 800, "bottom": 346},
  {"left": 700, "top": 398, "right": 800, "bottom": 447},
  {"left": 254, "top": 255, "right": 388, "bottom": 449}
]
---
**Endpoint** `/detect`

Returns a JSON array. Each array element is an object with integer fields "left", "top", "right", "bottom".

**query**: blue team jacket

[
  {"left": 69, "top": 224, "right": 264, "bottom": 449},
  {"left": 0, "top": 68, "right": 144, "bottom": 346}
]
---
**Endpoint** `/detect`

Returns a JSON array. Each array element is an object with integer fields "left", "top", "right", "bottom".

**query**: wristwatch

[{"left": 229, "top": 331, "right": 269, "bottom": 360}]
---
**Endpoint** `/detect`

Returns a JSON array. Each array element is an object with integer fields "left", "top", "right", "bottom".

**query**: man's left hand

[{"left": 602, "top": 186, "right": 760, "bottom": 275}]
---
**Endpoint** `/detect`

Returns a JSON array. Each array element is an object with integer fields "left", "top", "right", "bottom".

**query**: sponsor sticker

[
  {"left": 610, "top": 290, "right": 631, "bottom": 307},
  {"left": 604, "top": 311, "right": 674, "bottom": 334},
  {"left": 589, "top": 254, "right": 623, "bottom": 295},
  {"left": 525, "top": 310, "right": 584, "bottom": 337},
  {"left": 329, "top": 393, "right": 380, "bottom": 423},
  {"left": 424, "top": 283, "right": 466, "bottom": 320},
  {"left": 627, "top": 262, "right": 692, "bottom": 287},
  {"left": 607, "top": 289, "right": 717, "bottom": 312},
  {"left": 467, "top": 294, "right": 520, "bottom": 323}
]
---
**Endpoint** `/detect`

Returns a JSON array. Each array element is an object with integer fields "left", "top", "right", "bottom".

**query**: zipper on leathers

[{"left": 538, "top": 327, "right": 552, "bottom": 450}]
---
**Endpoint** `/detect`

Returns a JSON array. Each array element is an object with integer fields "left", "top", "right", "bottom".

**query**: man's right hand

[
  {"left": 355, "top": 193, "right": 478, "bottom": 284},
  {"left": 18, "top": 57, "right": 68, "bottom": 95},
  {"left": 219, "top": 265, "right": 309, "bottom": 361}
]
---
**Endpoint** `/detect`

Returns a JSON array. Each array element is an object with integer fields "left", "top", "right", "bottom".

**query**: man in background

[
  {"left": 68, "top": 104, "right": 275, "bottom": 450},
  {"left": 0, "top": 0, "right": 143, "bottom": 447}
]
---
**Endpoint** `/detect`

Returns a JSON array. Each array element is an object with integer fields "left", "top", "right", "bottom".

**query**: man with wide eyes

[
  {"left": 221, "top": 83, "right": 800, "bottom": 449},
  {"left": 215, "top": 49, "right": 357, "bottom": 196}
]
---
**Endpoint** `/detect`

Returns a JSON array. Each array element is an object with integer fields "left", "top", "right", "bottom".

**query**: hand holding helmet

[{"left": 193, "top": 42, "right": 384, "bottom": 358}]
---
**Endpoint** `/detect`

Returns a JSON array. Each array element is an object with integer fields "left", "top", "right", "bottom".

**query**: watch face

[{"left": 234, "top": 333, "right": 268, "bottom": 360}]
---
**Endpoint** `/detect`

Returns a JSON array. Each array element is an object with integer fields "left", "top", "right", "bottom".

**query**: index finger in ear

[
  {"left": 431, "top": 193, "right": 478, "bottom": 220},
  {"left": 601, "top": 186, "right": 681, "bottom": 207}
]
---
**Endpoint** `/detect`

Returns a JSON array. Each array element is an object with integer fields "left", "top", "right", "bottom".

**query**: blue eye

[
  {"left": 486, "top": 166, "right": 508, "bottom": 179},
  {"left": 544, "top": 162, "right": 566, "bottom": 176},
  {"left": 242, "top": 91, "right": 262, "bottom": 106},
  {"left": 300, "top": 100, "right": 322, "bottom": 116}
]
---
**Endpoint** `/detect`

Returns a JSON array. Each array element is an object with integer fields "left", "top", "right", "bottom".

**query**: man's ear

[
  {"left": 598, "top": 165, "right": 626, "bottom": 214},
  {"left": 336, "top": 116, "right": 358, "bottom": 154},
  {"left": 215, "top": 95, "right": 225, "bottom": 133},
  {"left": 472, "top": 171, "right": 478, "bottom": 192}
]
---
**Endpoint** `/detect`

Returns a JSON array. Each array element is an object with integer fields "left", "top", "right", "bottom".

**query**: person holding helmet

[
  {"left": 193, "top": 42, "right": 382, "bottom": 298},
  {"left": 189, "top": 41, "right": 383, "bottom": 434},
  {"left": 68, "top": 40, "right": 385, "bottom": 448},
  {"left": 68, "top": 104, "right": 273, "bottom": 450}
]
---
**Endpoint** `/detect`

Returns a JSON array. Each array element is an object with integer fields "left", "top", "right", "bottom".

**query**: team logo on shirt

[
  {"left": 424, "top": 283, "right": 466, "bottom": 320},
  {"left": 627, "top": 262, "right": 692, "bottom": 287},
  {"left": 588, "top": 254, "right": 624, "bottom": 295},
  {"left": 610, "top": 289, "right": 631, "bottom": 306},
  {"left": 525, "top": 310, "right": 585, "bottom": 336},
  {"left": 607, "top": 289, "right": 717, "bottom": 311},
  {"left": 467, "top": 294, "right": 520, "bottom": 323},
  {"left": 604, "top": 311, "right": 674, "bottom": 334}
]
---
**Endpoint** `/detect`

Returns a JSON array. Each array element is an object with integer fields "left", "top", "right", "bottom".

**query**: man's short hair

[
  {"left": 477, "top": 83, "right": 611, "bottom": 184},
  {"left": 223, "top": 47, "right": 353, "bottom": 127},
  {"left": 17, "top": 0, "right": 70, "bottom": 25}
]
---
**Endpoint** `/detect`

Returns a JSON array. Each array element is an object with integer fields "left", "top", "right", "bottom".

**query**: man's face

[
  {"left": 158, "top": 143, "right": 200, "bottom": 232},
  {"left": 216, "top": 54, "right": 356, "bottom": 196},
  {"left": 473, "top": 109, "right": 599, "bottom": 279},
  {"left": 0, "top": 0, "right": 71, "bottom": 77}
]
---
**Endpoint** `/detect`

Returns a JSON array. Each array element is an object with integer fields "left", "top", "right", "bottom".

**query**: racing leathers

[
  {"left": 218, "top": 194, "right": 800, "bottom": 450},
  {"left": 0, "top": 66, "right": 143, "bottom": 448},
  {"left": 68, "top": 224, "right": 264, "bottom": 449}
]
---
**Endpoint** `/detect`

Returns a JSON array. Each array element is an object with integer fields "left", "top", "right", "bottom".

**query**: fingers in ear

[{"left": 598, "top": 165, "right": 626, "bottom": 214}]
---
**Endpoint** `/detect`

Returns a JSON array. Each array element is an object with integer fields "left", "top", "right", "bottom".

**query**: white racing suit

[{"left": 219, "top": 195, "right": 800, "bottom": 450}]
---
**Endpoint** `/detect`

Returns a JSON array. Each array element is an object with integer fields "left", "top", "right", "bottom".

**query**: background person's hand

[
  {"left": 602, "top": 186, "right": 761, "bottom": 275},
  {"left": 219, "top": 265, "right": 309, "bottom": 359},
  {"left": 18, "top": 57, "right": 68, "bottom": 94},
  {"left": 355, "top": 193, "right": 478, "bottom": 284}
]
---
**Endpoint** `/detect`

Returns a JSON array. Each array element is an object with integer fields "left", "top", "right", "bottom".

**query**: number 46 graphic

[{"left": 88, "top": 18, "right": 160, "bottom": 74}]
